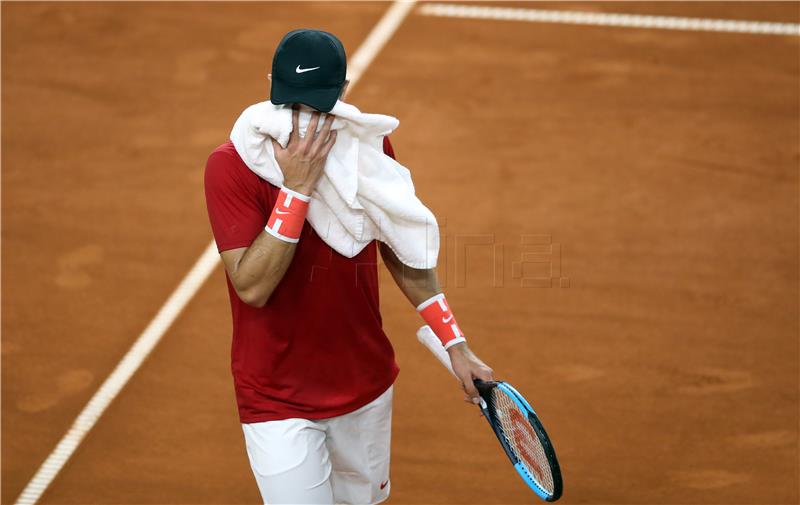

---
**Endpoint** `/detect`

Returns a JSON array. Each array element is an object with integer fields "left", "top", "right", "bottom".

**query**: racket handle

[{"left": 416, "top": 325, "right": 457, "bottom": 379}]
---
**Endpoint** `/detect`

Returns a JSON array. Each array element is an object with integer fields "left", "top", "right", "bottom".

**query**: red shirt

[{"left": 204, "top": 138, "right": 399, "bottom": 423}]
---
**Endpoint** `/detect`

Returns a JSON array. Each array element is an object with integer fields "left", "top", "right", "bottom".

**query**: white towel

[{"left": 229, "top": 100, "right": 439, "bottom": 269}]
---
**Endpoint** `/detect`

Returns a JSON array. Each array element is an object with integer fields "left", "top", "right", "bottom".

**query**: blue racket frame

[{"left": 476, "top": 380, "right": 563, "bottom": 502}]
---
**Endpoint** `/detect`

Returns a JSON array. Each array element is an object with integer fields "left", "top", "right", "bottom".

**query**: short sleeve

[
  {"left": 383, "top": 136, "right": 396, "bottom": 160},
  {"left": 204, "top": 149, "right": 268, "bottom": 252}
]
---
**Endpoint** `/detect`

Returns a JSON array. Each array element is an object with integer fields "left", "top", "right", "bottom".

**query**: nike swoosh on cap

[{"left": 295, "top": 65, "right": 321, "bottom": 74}]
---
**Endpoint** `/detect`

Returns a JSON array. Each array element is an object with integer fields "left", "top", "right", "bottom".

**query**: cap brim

[{"left": 270, "top": 78, "right": 341, "bottom": 113}]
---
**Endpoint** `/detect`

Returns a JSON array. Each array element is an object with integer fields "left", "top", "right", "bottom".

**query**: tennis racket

[{"left": 417, "top": 326, "right": 563, "bottom": 502}]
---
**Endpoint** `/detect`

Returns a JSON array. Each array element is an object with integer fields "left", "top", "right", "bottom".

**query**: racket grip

[{"left": 416, "top": 325, "right": 457, "bottom": 379}]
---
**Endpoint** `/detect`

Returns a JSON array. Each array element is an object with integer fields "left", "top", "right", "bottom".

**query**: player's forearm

[
  {"left": 380, "top": 243, "right": 470, "bottom": 353},
  {"left": 379, "top": 243, "right": 441, "bottom": 305},
  {"left": 228, "top": 232, "right": 297, "bottom": 307},
  {"left": 225, "top": 183, "right": 312, "bottom": 307}
]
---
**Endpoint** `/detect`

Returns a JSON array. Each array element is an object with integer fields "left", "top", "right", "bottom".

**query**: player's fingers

[
  {"left": 474, "top": 365, "right": 494, "bottom": 382},
  {"left": 289, "top": 106, "right": 300, "bottom": 145},
  {"left": 303, "top": 112, "right": 321, "bottom": 153},
  {"left": 316, "top": 114, "right": 335, "bottom": 147},
  {"left": 308, "top": 114, "right": 331, "bottom": 158},
  {"left": 319, "top": 130, "right": 338, "bottom": 158},
  {"left": 270, "top": 137, "right": 283, "bottom": 154},
  {"left": 461, "top": 375, "right": 480, "bottom": 404}
]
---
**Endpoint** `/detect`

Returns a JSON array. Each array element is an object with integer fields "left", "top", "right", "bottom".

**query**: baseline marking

[
  {"left": 418, "top": 3, "right": 800, "bottom": 36},
  {"left": 13, "top": 2, "right": 416, "bottom": 504}
]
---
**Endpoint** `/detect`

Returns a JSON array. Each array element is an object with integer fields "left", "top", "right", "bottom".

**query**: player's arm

[
  {"left": 219, "top": 237, "right": 296, "bottom": 308},
  {"left": 379, "top": 243, "right": 493, "bottom": 404},
  {"left": 220, "top": 109, "right": 337, "bottom": 307}
]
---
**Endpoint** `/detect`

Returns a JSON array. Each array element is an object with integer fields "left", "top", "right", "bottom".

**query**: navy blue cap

[{"left": 270, "top": 29, "right": 347, "bottom": 113}]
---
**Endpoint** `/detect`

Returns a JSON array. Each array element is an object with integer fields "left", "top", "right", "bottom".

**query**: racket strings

[{"left": 492, "top": 389, "right": 554, "bottom": 494}]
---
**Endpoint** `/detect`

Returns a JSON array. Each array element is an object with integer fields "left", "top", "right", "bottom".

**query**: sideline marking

[
  {"left": 349, "top": 1, "right": 417, "bottom": 84},
  {"left": 15, "top": 241, "right": 219, "bottom": 505},
  {"left": 418, "top": 3, "right": 800, "bottom": 36},
  {"left": 14, "top": 2, "right": 416, "bottom": 504}
]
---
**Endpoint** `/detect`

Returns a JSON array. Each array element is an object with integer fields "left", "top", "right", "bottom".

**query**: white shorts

[{"left": 242, "top": 385, "right": 393, "bottom": 505}]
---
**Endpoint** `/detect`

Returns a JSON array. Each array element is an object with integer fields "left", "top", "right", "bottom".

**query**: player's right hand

[
  {"left": 448, "top": 342, "right": 494, "bottom": 405},
  {"left": 272, "top": 105, "right": 337, "bottom": 196}
]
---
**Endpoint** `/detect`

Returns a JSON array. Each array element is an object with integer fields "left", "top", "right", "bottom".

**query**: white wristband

[{"left": 443, "top": 337, "right": 467, "bottom": 350}]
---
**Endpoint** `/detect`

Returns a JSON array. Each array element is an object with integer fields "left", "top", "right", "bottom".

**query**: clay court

[{"left": 2, "top": 1, "right": 798, "bottom": 504}]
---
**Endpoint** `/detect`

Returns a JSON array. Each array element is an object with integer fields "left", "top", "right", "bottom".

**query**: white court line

[
  {"left": 14, "top": 241, "right": 220, "bottom": 505},
  {"left": 13, "top": 2, "right": 416, "bottom": 504},
  {"left": 348, "top": 0, "right": 417, "bottom": 85},
  {"left": 418, "top": 3, "right": 800, "bottom": 36}
]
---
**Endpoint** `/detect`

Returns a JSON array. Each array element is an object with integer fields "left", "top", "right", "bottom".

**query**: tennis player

[{"left": 204, "top": 29, "right": 493, "bottom": 504}]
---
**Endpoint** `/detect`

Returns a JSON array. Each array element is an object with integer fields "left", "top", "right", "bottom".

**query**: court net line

[
  {"left": 418, "top": 3, "right": 800, "bottom": 36},
  {"left": 13, "top": 2, "right": 417, "bottom": 504}
]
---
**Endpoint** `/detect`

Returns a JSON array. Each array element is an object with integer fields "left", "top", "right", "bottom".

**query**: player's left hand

[{"left": 447, "top": 342, "right": 494, "bottom": 405}]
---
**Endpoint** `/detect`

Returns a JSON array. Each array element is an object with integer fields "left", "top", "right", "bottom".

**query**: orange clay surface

[{"left": 2, "top": 2, "right": 798, "bottom": 503}]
